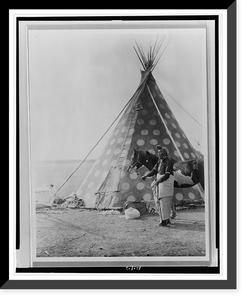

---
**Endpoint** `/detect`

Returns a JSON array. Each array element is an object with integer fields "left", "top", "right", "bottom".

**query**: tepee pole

[
  {"left": 146, "top": 84, "right": 185, "bottom": 161},
  {"left": 133, "top": 46, "right": 145, "bottom": 69}
]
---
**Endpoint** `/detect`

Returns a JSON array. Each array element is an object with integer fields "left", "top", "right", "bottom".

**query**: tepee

[{"left": 76, "top": 40, "right": 203, "bottom": 209}]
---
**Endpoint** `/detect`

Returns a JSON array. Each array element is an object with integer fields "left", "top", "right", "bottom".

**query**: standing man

[{"left": 142, "top": 145, "right": 175, "bottom": 227}]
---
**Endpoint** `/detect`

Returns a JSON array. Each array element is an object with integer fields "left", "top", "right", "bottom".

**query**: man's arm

[{"left": 141, "top": 163, "right": 158, "bottom": 180}]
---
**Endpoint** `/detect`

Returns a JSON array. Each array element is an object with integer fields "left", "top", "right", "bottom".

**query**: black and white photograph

[
  {"left": 5, "top": 2, "right": 240, "bottom": 291},
  {"left": 14, "top": 16, "right": 221, "bottom": 272}
]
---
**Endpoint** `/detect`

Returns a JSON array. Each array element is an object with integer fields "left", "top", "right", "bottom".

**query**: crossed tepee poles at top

[
  {"left": 133, "top": 36, "right": 185, "bottom": 161},
  {"left": 133, "top": 35, "right": 172, "bottom": 71}
]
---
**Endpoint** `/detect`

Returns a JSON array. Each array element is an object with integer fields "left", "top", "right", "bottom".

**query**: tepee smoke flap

[{"left": 76, "top": 42, "right": 203, "bottom": 209}]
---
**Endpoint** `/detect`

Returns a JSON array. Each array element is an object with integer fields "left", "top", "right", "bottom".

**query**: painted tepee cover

[{"left": 76, "top": 43, "right": 203, "bottom": 209}]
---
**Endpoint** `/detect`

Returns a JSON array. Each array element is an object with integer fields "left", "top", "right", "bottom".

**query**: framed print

[{"left": 6, "top": 5, "right": 236, "bottom": 290}]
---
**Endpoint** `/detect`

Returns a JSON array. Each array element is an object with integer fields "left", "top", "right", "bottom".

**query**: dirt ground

[{"left": 36, "top": 206, "right": 206, "bottom": 257}]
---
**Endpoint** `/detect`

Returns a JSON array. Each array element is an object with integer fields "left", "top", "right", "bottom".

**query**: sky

[{"left": 28, "top": 25, "right": 206, "bottom": 162}]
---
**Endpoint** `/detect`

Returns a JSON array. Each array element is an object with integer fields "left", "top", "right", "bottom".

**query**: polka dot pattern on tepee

[{"left": 76, "top": 73, "right": 202, "bottom": 208}]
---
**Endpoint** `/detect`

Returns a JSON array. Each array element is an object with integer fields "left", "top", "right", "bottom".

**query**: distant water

[{"left": 33, "top": 159, "right": 95, "bottom": 198}]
